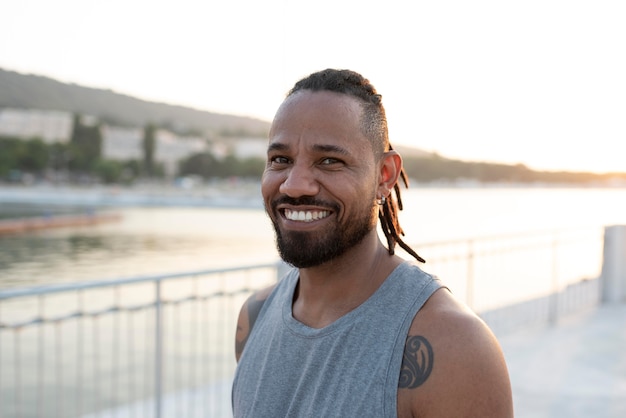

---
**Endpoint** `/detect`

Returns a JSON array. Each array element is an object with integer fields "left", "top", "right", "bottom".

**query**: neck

[{"left": 292, "top": 232, "right": 403, "bottom": 328}]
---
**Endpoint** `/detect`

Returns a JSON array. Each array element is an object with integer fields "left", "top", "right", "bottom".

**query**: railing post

[
  {"left": 600, "top": 225, "right": 626, "bottom": 303},
  {"left": 155, "top": 280, "right": 163, "bottom": 418},
  {"left": 548, "top": 232, "right": 559, "bottom": 324}
]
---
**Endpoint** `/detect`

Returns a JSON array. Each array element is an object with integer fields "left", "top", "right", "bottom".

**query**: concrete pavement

[{"left": 498, "top": 303, "right": 626, "bottom": 418}]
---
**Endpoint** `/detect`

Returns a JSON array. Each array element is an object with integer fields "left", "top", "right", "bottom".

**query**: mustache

[{"left": 271, "top": 196, "right": 340, "bottom": 212}]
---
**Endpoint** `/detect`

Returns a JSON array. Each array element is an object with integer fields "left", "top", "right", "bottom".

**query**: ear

[{"left": 377, "top": 150, "right": 402, "bottom": 198}]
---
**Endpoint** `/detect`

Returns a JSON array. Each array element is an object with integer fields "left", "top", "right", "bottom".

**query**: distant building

[
  {"left": 1, "top": 107, "right": 210, "bottom": 178},
  {"left": 101, "top": 126, "right": 143, "bottom": 160},
  {"left": 101, "top": 126, "right": 208, "bottom": 177},
  {"left": 212, "top": 137, "right": 266, "bottom": 160},
  {"left": 0, "top": 108, "right": 73, "bottom": 143},
  {"left": 155, "top": 130, "right": 207, "bottom": 177}
]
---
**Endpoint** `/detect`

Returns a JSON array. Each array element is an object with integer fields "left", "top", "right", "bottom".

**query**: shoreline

[
  {"left": 1, "top": 180, "right": 624, "bottom": 210},
  {"left": 0, "top": 182, "right": 264, "bottom": 209},
  {"left": 0, "top": 212, "right": 122, "bottom": 236}
]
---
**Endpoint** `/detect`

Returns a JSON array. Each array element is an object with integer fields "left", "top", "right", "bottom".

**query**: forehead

[{"left": 269, "top": 90, "right": 369, "bottom": 148}]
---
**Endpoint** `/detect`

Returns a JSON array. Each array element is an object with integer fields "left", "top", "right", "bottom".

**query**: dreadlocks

[{"left": 287, "top": 69, "right": 425, "bottom": 263}]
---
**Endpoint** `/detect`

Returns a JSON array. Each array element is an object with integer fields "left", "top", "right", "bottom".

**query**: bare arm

[
  {"left": 235, "top": 285, "right": 275, "bottom": 362},
  {"left": 398, "top": 289, "right": 514, "bottom": 418}
]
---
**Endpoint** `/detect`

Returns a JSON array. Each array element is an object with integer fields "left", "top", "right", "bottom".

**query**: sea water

[{"left": 1, "top": 186, "right": 625, "bottom": 289}]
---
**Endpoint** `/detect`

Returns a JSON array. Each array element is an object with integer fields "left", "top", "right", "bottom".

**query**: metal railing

[
  {"left": 0, "top": 263, "right": 281, "bottom": 418},
  {"left": 0, "top": 226, "right": 606, "bottom": 418},
  {"left": 409, "top": 226, "right": 604, "bottom": 314}
]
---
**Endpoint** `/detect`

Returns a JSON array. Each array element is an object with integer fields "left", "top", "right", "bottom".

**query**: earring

[{"left": 377, "top": 195, "right": 386, "bottom": 205}]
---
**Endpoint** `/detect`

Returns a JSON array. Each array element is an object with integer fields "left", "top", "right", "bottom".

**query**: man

[{"left": 233, "top": 69, "right": 513, "bottom": 417}]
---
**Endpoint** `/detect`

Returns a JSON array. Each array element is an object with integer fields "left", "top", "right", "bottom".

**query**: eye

[
  {"left": 268, "top": 156, "right": 290, "bottom": 166},
  {"left": 320, "top": 157, "right": 342, "bottom": 165}
]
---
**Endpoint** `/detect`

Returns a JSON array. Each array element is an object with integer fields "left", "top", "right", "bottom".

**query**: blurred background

[{"left": 1, "top": 1, "right": 625, "bottom": 417}]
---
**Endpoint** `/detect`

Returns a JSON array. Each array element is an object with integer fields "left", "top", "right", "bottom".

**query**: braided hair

[{"left": 287, "top": 69, "right": 425, "bottom": 263}]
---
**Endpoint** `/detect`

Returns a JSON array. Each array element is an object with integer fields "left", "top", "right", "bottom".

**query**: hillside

[
  {"left": 401, "top": 154, "right": 626, "bottom": 185},
  {"left": 0, "top": 68, "right": 270, "bottom": 137},
  {"left": 1, "top": 67, "right": 624, "bottom": 185}
]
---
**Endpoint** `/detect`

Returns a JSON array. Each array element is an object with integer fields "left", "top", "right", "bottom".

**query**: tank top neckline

[{"left": 282, "top": 261, "right": 412, "bottom": 338}]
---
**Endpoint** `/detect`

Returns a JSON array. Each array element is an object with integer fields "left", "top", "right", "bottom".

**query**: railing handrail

[
  {"left": 413, "top": 225, "right": 599, "bottom": 248},
  {"left": 0, "top": 261, "right": 282, "bottom": 300}
]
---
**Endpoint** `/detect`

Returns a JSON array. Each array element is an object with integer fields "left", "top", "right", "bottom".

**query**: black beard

[{"left": 267, "top": 196, "right": 376, "bottom": 268}]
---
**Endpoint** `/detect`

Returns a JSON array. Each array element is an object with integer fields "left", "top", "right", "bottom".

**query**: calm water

[{"left": 1, "top": 186, "right": 625, "bottom": 291}]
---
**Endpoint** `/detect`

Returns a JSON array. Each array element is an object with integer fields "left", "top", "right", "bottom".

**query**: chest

[
  {"left": 233, "top": 306, "right": 406, "bottom": 417},
  {"left": 232, "top": 266, "right": 439, "bottom": 418}
]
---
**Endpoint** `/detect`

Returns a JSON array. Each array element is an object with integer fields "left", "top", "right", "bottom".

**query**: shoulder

[
  {"left": 235, "top": 284, "right": 276, "bottom": 362},
  {"left": 397, "top": 288, "right": 513, "bottom": 418}
]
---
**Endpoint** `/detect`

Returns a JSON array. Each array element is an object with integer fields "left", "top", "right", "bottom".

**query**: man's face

[{"left": 261, "top": 90, "right": 381, "bottom": 268}]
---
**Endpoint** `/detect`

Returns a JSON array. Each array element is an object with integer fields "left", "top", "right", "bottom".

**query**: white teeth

[{"left": 284, "top": 209, "right": 330, "bottom": 222}]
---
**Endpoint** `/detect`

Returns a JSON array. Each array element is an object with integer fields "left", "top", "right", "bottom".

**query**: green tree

[
  {"left": 20, "top": 138, "right": 49, "bottom": 172},
  {"left": 69, "top": 114, "right": 102, "bottom": 172},
  {"left": 0, "top": 137, "right": 20, "bottom": 177},
  {"left": 123, "top": 159, "right": 142, "bottom": 180},
  {"left": 48, "top": 142, "right": 72, "bottom": 172},
  {"left": 0, "top": 137, "right": 50, "bottom": 177},
  {"left": 237, "top": 157, "right": 265, "bottom": 178},
  {"left": 142, "top": 123, "right": 156, "bottom": 177},
  {"left": 178, "top": 152, "right": 264, "bottom": 179},
  {"left": 94, "top": 159, "right": 123, "bottom": 183},
  {"left": 178, "top": 152, "right": 218, "bottom": 178}
]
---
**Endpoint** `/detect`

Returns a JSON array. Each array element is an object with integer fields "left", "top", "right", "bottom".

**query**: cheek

[{"left": 261, "top": 170, "right": 282, "bottom": 201}]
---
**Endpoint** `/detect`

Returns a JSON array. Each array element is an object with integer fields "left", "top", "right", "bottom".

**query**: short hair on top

[
  {"left": 288, "top": 68, "right": 387, "bottom": 158},
  {"left": 286, "top": 69, "right": 425, "bottom": 263}
]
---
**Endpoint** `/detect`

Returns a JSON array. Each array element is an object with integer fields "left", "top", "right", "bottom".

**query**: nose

[{"left": 279, "top": 163, "right": 319, "bottom": 197}]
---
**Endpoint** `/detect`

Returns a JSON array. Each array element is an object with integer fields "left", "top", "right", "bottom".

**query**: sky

[{"left": 1, "top": 0, "right": 625, "bottom": 173}]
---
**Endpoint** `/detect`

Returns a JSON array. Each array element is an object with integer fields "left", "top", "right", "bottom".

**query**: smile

[{"left": 283, "top": 209, "right": 330, "bottom": 222}]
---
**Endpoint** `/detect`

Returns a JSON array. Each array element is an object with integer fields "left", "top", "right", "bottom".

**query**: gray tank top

[{"left": 232, "top": 262, "right": 443, "bottom": 418}]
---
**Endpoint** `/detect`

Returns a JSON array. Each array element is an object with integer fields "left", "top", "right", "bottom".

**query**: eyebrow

[
  {"left": 267, "top": 142, "right": 350, "bottom": 155},
  {"left": 267, "top": 142, "right": 288, "bottom": 153},
  {"left": 312, "top": 144, "right": 350, "bottom": 155}
]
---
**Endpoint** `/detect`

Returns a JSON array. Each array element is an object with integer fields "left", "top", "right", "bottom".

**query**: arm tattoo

[{"left": 398, "top": 335, "right": 434, "bottom": 389}]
